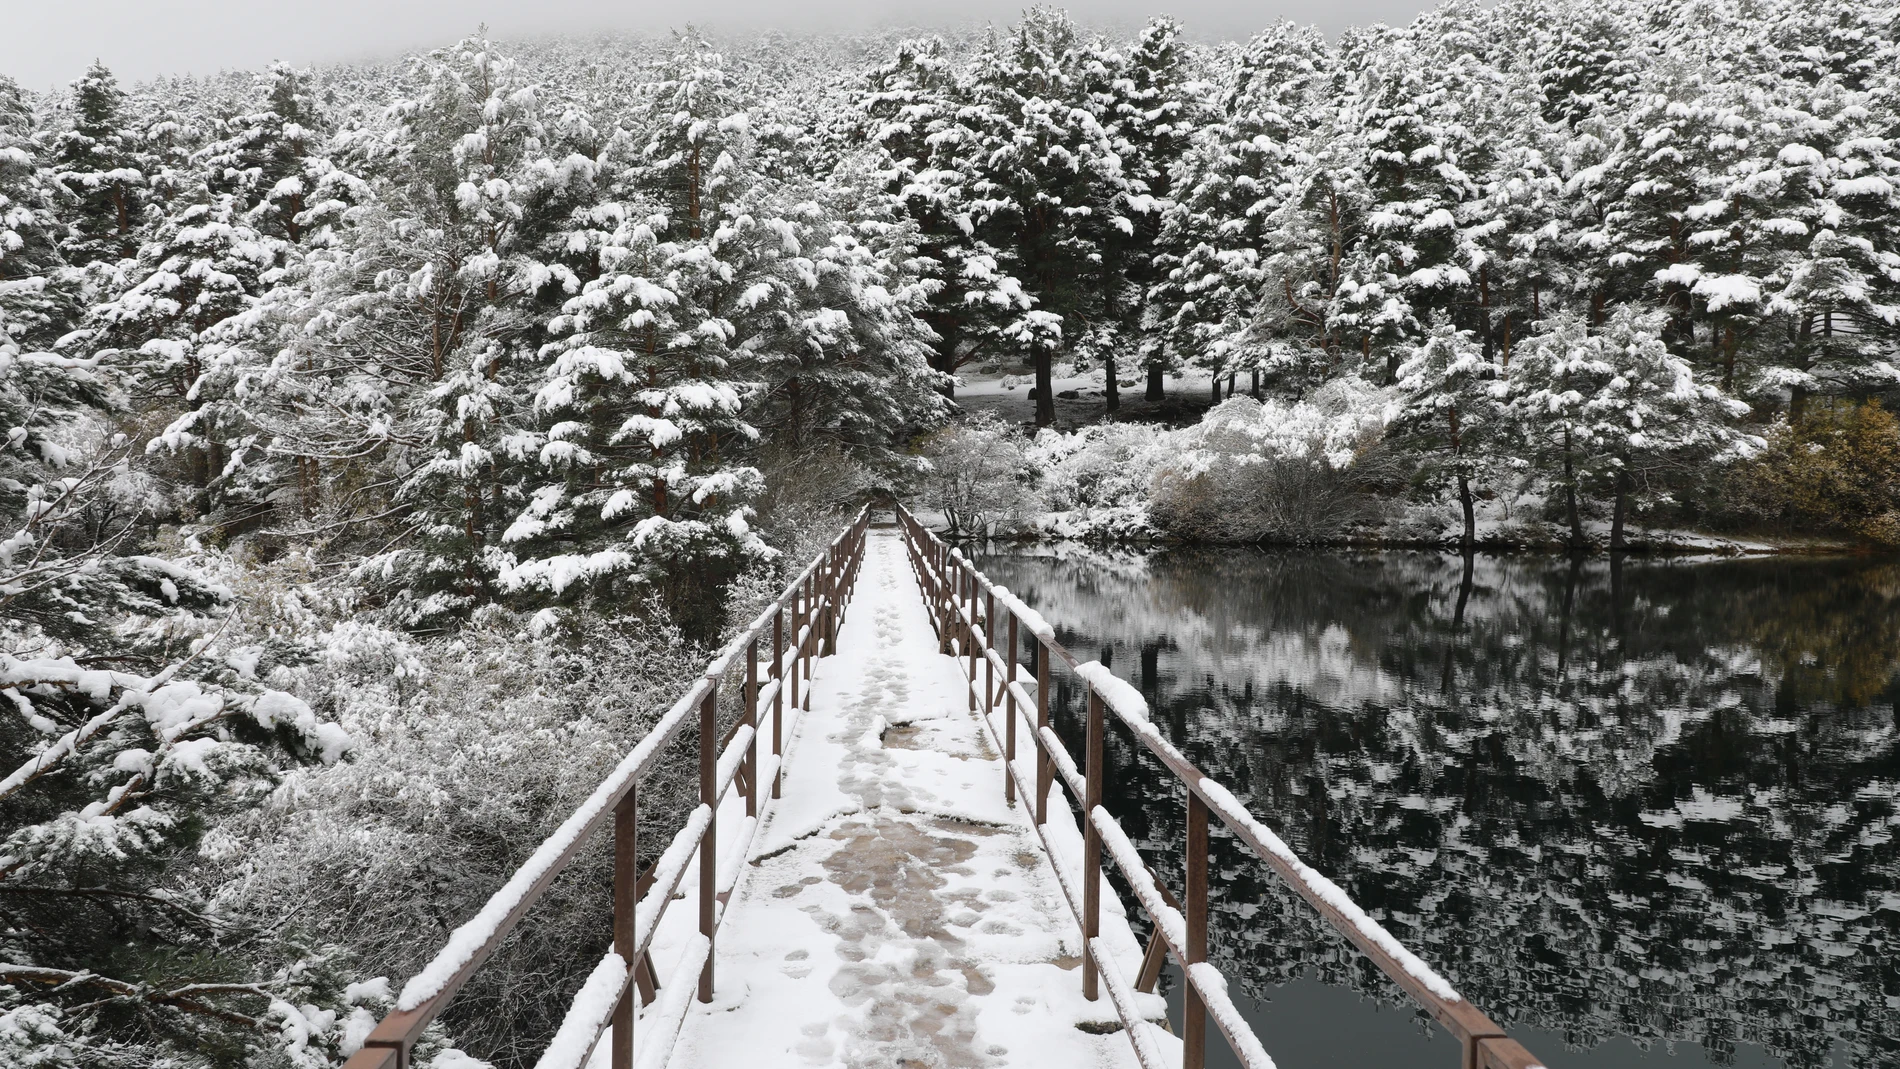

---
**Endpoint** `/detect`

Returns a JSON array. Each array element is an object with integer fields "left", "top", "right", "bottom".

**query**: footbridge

[{"left": 340, "top": 508, "right": 1546, "bottom": 1069}]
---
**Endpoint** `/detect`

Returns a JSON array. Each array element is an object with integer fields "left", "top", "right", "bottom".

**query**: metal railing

[
  {"left": 896, "top": 504, "right": 1543, "bottom": 1069},
  {"left": 341, "top": 508, "right": 871, "bottom": 1069}
]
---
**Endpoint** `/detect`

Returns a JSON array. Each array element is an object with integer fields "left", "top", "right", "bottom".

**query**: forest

[{"left": 1, "top": 0, "right": 1897, "bottom": 1065}]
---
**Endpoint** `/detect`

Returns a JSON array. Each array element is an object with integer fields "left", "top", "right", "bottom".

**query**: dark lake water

[{"left": 971, "top": 545, "right": 1900, "bottom": 1069}]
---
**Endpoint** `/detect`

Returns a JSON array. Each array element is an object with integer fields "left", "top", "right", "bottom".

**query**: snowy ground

[
  {"left": 649, "top": 528, "right": 1162, "bottom": 1069},
  {"left": 953, "top": 363, "right": 1221, "bottom": 430}
]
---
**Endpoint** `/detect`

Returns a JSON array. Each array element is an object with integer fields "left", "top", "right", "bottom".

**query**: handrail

[
  {"left": 342, "top": 507, "right": 872, "bottom": 1069},
  {"left": 894, "top": 503, "right": 1544, "bottom": 1069}
]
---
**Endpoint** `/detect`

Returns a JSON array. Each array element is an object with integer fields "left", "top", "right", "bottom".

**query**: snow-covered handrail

[
  {"left": 343, "top": 508, "right": 873, "bottom": 1069},
  {"left": 894, "top": 503, "right": 1545, "bottom": 1069}
]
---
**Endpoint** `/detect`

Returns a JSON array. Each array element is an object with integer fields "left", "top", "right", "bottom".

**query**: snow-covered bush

[
  {"left": 1148, "top": 386, "right": 1392, "bottom": 542},
  {"left": 1027, "top": 422, "right": 1172, "bottom": 539},
  {"left": 919, "top": 412, "right": 1038, "bottom": 537},
  {"left": 204, "top": 603, "right": 700, "bottom": 1068}
]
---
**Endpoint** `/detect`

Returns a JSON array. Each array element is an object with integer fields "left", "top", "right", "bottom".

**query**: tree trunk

[
  {"left": 1610, "top": 468, "right": 1630, "bottom": 550},
  {"left": 1250, "top": 369, "right": 1260, "bottom": 399},
  {"left": 1210, "top": 373, "right": 1222, "bottom": 403},
  {"left": 1034, "top": 349, "right": 1054, "bottom": 428},
  {"left": 1457, "top": 472, "right": 1475, "bottom": 551},
  {"left": 1563, "top": 429, "right": 1585, "bottom": 549},
  {"left": 1145, "top": 364, "right": 1165, "bottom": 402},
  {"left": 1104, "top": 352, "right": 1119, "bottom": 417}
]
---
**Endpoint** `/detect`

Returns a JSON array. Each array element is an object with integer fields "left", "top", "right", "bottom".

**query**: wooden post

[
  {"left": 772, "top": 605, "right": 784, "bottom": 799},
  {"left": 1082, "top": 689, "right": 1105, "bottom": 1002},
  {"left": 611, "top": 790, "right": 635, "bottom": 1069},
  {"left": 1185, "top": 790, "right": 1210, "bottom": 1069},
  {"left": 1035, "top": 640, "right": 1051, "bottom": 826},
  {"left": 744, "top": 637, "right": 758, "bottom": 818},
  {"left": 699, "top": 683, "right": 717, "bottom": 1003},
  {"left": 1004, "top": 613, "right": 1018, "bottom": 805}
]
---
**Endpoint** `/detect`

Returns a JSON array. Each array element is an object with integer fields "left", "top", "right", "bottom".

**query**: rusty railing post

[
  {"left": 699, "top": 682, "right": 717, "bottom": 1003},
  {"left": 1004, "top": 612, "right": 1018, "bottom": 805},
  {"left": 1185, "top": 789, "right": 1210, "bottom": 1069},
  {"left": 821, "top": 547, "right": 835, "bottom": 657},
  {"left": 798, "top": 574, "right": 810, "bottom": 710},
  {"left": 830, "top": 542, "right": 840, "bottom": 651},
  {"left": 1035, "top": 639, "right": 1051, "bottom": 825},
  {"left": 1083, "top": 688, "right": 1104, "bottom": 1002},
  {"left": 772, "top": 605, "right": 784, "bottom": 799},
  {"left": 965, "top": 569, "right": 978, "bottom": 711},
  {"left": 611, "top": 789, "right": 635, "bottom": 1069},
  {"left": 985, "top": 590, "right": 996, "bottom": 709},
  {"left": 744, "top": 637, "right": 759, "bottom": 818},
  {"left": 788, "top": 586, "right": 801, "bottom": 719}
]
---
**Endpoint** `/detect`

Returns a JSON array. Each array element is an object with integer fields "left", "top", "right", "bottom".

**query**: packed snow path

[{"left": 663, "top": 528, "right": 1151, "bottom": 1069}]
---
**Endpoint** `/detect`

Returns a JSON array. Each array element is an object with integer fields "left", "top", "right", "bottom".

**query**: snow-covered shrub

[
  {"left": 919, "top": 412, "right": 1038, "bottom": 536},
  {"left": 1027, "top": 422, "right": 1172, "bottom": 539},
  {"left": 205, "top": 604, "right": 700, "bottom": 1068},
  {"left": 1149, "top": 382, "right": 1392, "bottom": 542}
]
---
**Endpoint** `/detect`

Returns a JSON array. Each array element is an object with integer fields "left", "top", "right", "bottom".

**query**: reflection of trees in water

[{"left": 978, "top": 546, "right": 1900, "bottom": 1068}]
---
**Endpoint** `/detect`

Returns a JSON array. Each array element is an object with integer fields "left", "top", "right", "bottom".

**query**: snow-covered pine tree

[
  {"left": 49, "top": 63, "right": 147, "bottom": 271},
  {"left": 1080, "top": 15, "right": 1204, "bottom": 412},
  {"left": 0, "top": 77, "right": 78, "bottom": 353},
  {"left": 960, "top": 8, "right": 1137, "bottom": 425},
  {"left": 501, "top": 34, "right": 770, "bottom": 633},
  {"left": 86, "top": 170, "right": 282, "bottom": 517},
  {"left": 854, "top": 35, "right": 1031, "bottom": 394},
  {"left": 348, "top": 35, "right": 577, "bottom": 623},
  {"left": 1510, "top": 308, "right": 1750, "bottom": 547},
  {"left": 1151, "top": 23, "right": 1325, "bottom": 400},
  {"left": 1395, "top": 327, "right": 1508, "bottom": 547}
]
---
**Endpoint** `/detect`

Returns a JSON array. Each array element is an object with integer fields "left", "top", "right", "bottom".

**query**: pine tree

[
  {"left": 961, "top": 8, "right": 1137, "bottom": 425},
  {"left": 50, "top": 62, "right": 144, "bottom": 267},
  {"left": 0, "top": 77, "right": 77, "bottom": 352},
  {"left": 500, "top": 34, "right": 771, "bottom": 633},
  {"left": 1151, "top": 23, "right": 1325, "bottom": 399},
  {"left": 855, "top": 37, "right": 1023, "bottom": 393},
  {"left": 1396, "top": 327, "right": 1508, "bottom": 547},
  {"left": 1510, "top": 309, "right": 1749, "bottom": 547}
]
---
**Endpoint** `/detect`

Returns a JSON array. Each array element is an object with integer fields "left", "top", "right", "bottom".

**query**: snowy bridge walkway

[
  {"left": 341, "top": 509, "right": 1547, "bottom": 1069},
  {"left": 660, "top": 522, "right": 1156, "bottom": 1068}
]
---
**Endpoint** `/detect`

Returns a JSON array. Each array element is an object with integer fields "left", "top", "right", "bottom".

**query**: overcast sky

[{"left": 1, "top": 0, "right": 1437, "bottom": 91}]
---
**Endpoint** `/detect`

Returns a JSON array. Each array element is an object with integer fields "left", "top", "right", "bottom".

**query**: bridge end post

[
  {"left": 1185, "top": 790, "right": 1210, "bottom": 1069},
  {"left": 1004, "top": 612, "right": 1018, "bottom": 805},
  {"left": 699, "top": 683, "right": 717, "bottom": 1003},
  {"left": 772, "top": 607, "right": 784, "bottom": 799},
  {"left": 612, "top": 790, "right": 637, "bottom": 1069},
  {"left": 1082, "top": 689, "right": 1104, "bottom": 1002}
]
